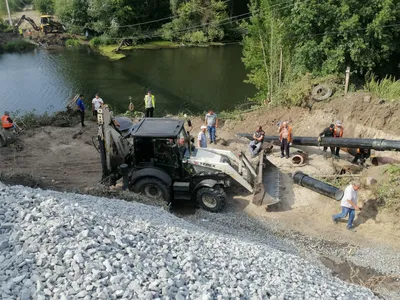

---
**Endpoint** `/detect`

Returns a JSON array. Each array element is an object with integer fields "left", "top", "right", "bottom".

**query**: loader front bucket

[{"left": 252, "top": 152, "right": 281, "bottom": 206}]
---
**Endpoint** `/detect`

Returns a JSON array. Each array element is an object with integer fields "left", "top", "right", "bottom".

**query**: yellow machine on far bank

[{"left": 14, "top": 15, "right": 65, "bottom": 34}]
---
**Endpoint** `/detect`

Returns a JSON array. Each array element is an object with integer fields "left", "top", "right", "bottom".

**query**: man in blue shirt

[{"left": 76, "top": 94, "right": 85, "bottom": 127}]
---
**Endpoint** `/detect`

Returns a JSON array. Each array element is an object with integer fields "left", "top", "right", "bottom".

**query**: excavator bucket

[{"left": 252, "top": 152, "right": 281, "bottom": 206}]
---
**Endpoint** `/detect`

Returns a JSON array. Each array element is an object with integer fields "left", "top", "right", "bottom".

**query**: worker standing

[
  {"left": 76, "top": 94, "right": 85, "bottom": 127},
  {"left": 91, "top": 93, "right": 104, "bottom": 119},
  {"left": 144, "top": 91, "right": 155, "bottom": 118},
  {"left": 332, "top": 181, "right": 361, "bottom": 231},
  {"left": 205, "top": 109, "right": 218, "bottom": 144},
  {"left": 279, "top": 121, "right": 292, "bottom": 158},
  {"left": 198, "top": 125, "right": 207, "bottom": 148},
  {"left": 249, "top": 126, "right": 265, "bottom": 157},
  {"left": 1, "top": 111, "right": 22, "bottom": 132},
  {"left": 319, "top": 123, "right": 335, "bottom": 154},
  {"left": 333, "top": 120, "right": 344, "bottom": 158}
]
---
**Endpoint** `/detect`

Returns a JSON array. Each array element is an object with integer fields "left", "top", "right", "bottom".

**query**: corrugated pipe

[{"left": 293, "top": 171, "right": 344, "bottom": 201}]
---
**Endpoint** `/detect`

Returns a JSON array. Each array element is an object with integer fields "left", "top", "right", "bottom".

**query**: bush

[
  {"left": 182, "top": 31, "right": 208, "bottom": 44},
  {"left": 364, "top": 75, "right": 400, "bottom": 102},
  {"left": 65, "top": 39, "right": 80, "bottom": 47},
  {"left": 89, "top": 35, "right": 114, "bottom": 48},
  {"left": 4, "top": 40, "right": 35, "bottom": 52},
  {"left": 376, "top": 164, "right": 400, "bottom": 208}
]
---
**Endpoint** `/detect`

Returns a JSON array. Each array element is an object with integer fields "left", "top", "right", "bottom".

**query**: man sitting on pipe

[
  {"left": 352, "top": 148, "right": 371, "bottom": 166},
  {"left": 248, "top": 126, "right": 265, "bottom": 158},
  {"left": 332, "top": 181, "right": 361, "bottom": 231},
  {"left": 319, "top": 123, "right": 335, "bottom": 154}
]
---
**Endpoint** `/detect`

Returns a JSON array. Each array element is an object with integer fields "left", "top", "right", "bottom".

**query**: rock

[
  {"left": 365, "top": 177, "right": 377, "bottom": 186},
  {"left": 363, "top": 95, "right": 371, "bottom": 103},
  {"left": 0, "top": 239, "right": 9, "bottom": 251}
]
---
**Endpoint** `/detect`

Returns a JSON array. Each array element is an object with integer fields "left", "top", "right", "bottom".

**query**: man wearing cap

[
  {"left": 319, "top": 123, "right": 335, "bottom": 154},
  {"left": 332, "top": 181, "right": 361, "bottom": 230},
  {"left": 249, "top": 126, "right": 265, "bottom": 157},
  {"left": 144, "top": 90, "right": 155, "bottom": 118},
  {"left": 1, "top": 111, "right": 22, "bottom": 132},
  {"left": 92, "top": 93, "right": 104, "bottom": 119},
  {"left": 333, "top": 120, "right": 344, "bottom": 158},
  {"left": 198, "top": 125, "right": 207, "bottom": 148}
]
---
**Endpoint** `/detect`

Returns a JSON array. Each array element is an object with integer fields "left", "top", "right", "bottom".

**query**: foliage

[
  {"left": 3, "top": 40, "right": 35, "bottom": 52},
  {"left": 65, "top": 39, "right": 80, "bottom": 47},
  {"left": 376, "top": 164, "right": 400, "bottom": 208},
  {"left": 160, "top": 0, "right": 228, "bottom": 43},
  {"left": 243, "top": 0, "right": 400, "bottom": 105},
  {"left": 98, "top": 45, "right": 126, "bottom": 60},
  {"left": 34, "top": 0, "right": 55, "bottom": 14},
  {"left": 364, "top": 75, "right": 400, "bottom": 101}
]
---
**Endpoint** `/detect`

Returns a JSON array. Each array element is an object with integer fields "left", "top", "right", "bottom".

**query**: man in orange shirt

[{"left": 1, "top": 111, "right": 22, "bottom": 132}]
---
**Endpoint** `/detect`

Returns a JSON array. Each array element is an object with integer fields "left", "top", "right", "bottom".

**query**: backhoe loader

[
  {"left": 96, "top": 105, "right": 280, "bottom": 212},
  {"left": 14, "top": 15, "right": 64, "bottom": 34}
]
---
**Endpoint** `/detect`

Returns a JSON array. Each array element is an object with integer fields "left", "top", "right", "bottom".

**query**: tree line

[
  {"left": 2, "top": 0, "right": 399, "bottom": 103},
  {"left": 242, "top": 0, "right": 400, "bottom": 103}
]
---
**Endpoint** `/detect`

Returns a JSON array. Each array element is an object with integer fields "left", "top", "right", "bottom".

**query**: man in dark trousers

[
  {"left": 144, "top": 91, "right": 155, "bottom": 117},
  {"left": 319, "top": 123, "right": 335, "bottom": 154},
  {"left": 76, "top": 94, "right": 85, "bottom": 127},
  {"left": 333, "top": 120, "right": 344, "bottom": 158},
  {"left": 279, "top": 121, "right": 292, "bottom": 158}
]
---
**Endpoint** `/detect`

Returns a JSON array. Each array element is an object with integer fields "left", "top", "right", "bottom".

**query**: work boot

[
  {"left": 332, "top": 215, "right": 338, "bottom": 224},
  {"left": 347, "top": 226, "right": 357, "bottom": 232}
]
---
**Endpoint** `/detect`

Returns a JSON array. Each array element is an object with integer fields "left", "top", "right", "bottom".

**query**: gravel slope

[{"left": 0, "top": 183, "right": 378, "bottom": 299}]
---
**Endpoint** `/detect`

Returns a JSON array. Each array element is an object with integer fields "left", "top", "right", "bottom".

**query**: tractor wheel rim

[
  {"left": 144, "top": 185, "right": 162, "bottom": 198},
  {"left": 202, "top": 194, "right": 217, "bottom": 208}
]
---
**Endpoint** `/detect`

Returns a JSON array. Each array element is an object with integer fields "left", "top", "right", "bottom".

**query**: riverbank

[
  {"left": 1, "top": 94, "right": 400, "bottom": 298},
  {"left": 92, "top": 40, "right": 229, "bottom": 60}
]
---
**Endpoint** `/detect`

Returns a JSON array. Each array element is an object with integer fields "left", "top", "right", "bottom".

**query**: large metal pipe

[
  {"left": 293, "top": 171, "right": 344, "bottom": 200},
  {"left": 371, "top": 156, "right": 400, "bottom": 166},
  {"left": 237, "top": 134, "right": 400, "bottom": 152}
]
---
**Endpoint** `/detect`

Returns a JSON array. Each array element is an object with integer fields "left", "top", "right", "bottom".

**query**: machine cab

[{"left": 130, "top": 118, "right": 193, "bottom": 179}]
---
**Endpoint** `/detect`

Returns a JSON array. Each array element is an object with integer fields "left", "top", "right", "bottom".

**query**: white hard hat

[{"left": 201, "top": 125, "right": 207, "bottom": 129}]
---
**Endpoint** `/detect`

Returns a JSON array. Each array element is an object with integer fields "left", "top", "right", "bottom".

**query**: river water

[{"left": 0, "top": 45, "right": 254, "bottom": 116}]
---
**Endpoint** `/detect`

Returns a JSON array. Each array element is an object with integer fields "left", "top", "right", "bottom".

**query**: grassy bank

[
  {"left": 364, "top": 75, "right": 400, "bottom": 102},
  {"left": 91, "top": 40, "right": 225, "bottom": 60},
  {"left": 0, "top": 39, "right": 36, "bottom": 53}
]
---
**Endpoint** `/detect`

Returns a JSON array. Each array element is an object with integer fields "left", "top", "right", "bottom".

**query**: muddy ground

[{"left": 1, "top": 92, "right": 400, "bottom": 297}]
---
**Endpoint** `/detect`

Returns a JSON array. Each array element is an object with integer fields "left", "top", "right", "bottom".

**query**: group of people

[
  {"left": 75, "top": 93, "right": 104, "bottom": 127},
  {"left": 197, "top": 110, "right": 218, "bottom": 148},
  {"left": 248, "top": 121, "right": 293, "bottom": 158}
]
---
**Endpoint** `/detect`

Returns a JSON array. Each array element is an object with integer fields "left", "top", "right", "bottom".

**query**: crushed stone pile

[{"left": 0, "top": 183, "right": 378, "bottom": 300}]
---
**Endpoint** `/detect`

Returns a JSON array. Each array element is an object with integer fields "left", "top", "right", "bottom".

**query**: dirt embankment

[{"left": 1, "top": 92, "right": 399, "bottom": 297}]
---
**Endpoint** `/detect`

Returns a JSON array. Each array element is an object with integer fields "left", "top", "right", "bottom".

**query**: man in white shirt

[
  {"left": 332, "top": 181, "right": 361, "bottom": 230},
  {"left": 198, "top": 125, "right": 207, "bottom": 148},
  {"left": 92, "top": 93, "right": 104, "bottom": 118}
]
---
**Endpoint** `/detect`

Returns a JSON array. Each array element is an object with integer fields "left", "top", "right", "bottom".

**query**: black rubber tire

[
  {"left": 196, "top": 186, "right": 226, "bottom": 212},
  {"left": 311, "top": 84, "right": 332, "bottom": 101},
  {"left": 0, "top": 131, "right": 8, "bottom": 147},
  {"left": 132, "top": 177, "right": 171, "bottom": 203}
]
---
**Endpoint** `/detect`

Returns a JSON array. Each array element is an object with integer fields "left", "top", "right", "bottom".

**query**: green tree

[
  {"left": 242, "top": 0, "right": 400, "bottom": 104},
  {"left": 288, "top": 0, "right": 400, "bottom": 76},
  {"left": 34, "top": 0, "right": 55, "bottom": 14},
  {"left": 160, "top": 0, "right": 228, "bottom": 43}
]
